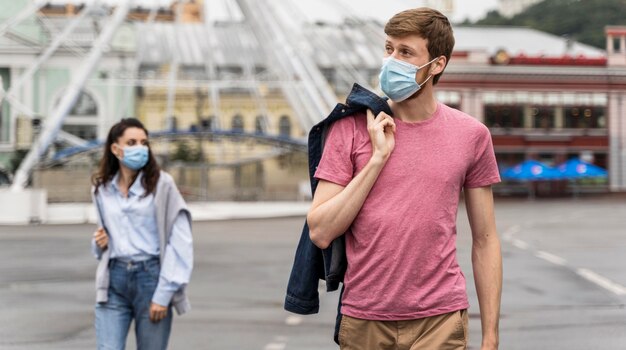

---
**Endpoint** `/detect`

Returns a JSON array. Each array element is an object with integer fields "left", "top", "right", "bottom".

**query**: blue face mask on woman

[
  {"left": 379, "top": 56, "right": 438, "bottom": 102},
  {"left": 118, "top": 145, "right": 149, "bottom": 170}
]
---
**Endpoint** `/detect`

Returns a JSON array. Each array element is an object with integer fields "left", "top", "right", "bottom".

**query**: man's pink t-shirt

[{"left": 314, "top": 102, "right": 501, "bottom": 320}]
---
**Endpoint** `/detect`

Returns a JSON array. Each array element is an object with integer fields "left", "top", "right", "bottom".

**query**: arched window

[
  {"left": 201, "top": 116, "right": 214, "bottom": 131},
  {"left": 279, "top": 115, "right": 291, "bottom": 137},
  {"left": 69, "top": 91, "right": 98, "bottom": 116},
  {"left": 58, "top": 90, "right": 99, "bottom": 140},
  {"left": 231, "top": 114, "right": 244, "bottom": 133},
  {"left": 255, "top": 115, "right": 265, "bottom": 134}
]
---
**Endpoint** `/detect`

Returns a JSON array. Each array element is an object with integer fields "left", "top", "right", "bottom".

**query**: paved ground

[{"left": 0, "top": 196, "right": 625, "bottom": 349}]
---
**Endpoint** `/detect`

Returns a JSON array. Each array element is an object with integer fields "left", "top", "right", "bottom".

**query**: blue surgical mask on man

[
  {"left": 119, "top": 145, "right": 149, "bottom": 170},
  {"left": 379, "top": 56, "right": 438, "bottom": 102}
]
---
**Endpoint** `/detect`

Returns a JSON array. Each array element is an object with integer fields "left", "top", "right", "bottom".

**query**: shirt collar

[
  {"left": 129, "top": 172, "right": 145, "bottom": 197},
  {"left": 109, "top": 171, "right": 146, "bottom": 197}
]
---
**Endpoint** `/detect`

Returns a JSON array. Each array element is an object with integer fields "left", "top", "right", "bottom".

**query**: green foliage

[
  {"left": 170, "top": 141, "right": 203, "bottom": 163},
  {"left": 474, "top": 0, "right": 626, "bottom": 48}
]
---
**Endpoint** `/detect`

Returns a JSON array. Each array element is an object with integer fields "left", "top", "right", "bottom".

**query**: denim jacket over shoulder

[{"left": 284, "top": 83, "right": 392, "bottom": 315}]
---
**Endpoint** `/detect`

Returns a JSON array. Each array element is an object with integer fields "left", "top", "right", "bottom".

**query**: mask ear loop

[
  {"left": 427, "top": 57, "right": 439, "bottom": 74},
  {"left": 424, "top": 57, "right": 442, "bottom": 83}
]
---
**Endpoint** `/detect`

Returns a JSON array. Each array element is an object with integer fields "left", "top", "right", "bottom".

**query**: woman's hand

[
  {"left": 93, "top": 228, "right": 109, "bottom": 250},
  {"left": 366, "top": 109, "right": 396, "bottom": 163},
  {"left": 149, "top": 302, "right": 168, "bottom": 323}
]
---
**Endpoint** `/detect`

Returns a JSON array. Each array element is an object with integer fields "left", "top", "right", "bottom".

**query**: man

[{"left": 306, "top": 7, "right": 502, "bottom": 350}]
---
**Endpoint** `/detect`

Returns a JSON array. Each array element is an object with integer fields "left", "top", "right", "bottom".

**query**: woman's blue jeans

[{"left": 95, "top": 258, "right": 172, "bottom": 350}]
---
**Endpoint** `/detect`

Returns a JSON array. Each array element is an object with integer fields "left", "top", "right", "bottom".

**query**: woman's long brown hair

[{"left": 92, "top": 118, "right": 160, "bottom": 196}]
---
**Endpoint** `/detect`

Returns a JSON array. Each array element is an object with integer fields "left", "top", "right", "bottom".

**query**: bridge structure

[
  {"left": 46, "top": 128, "right": 307, "bottom": 168},
  {"left": 0, "top": 0, "right": 456, "bottom": 222},
  {"left": 0, "top": 0, "right": 384, "bottom": 189}
]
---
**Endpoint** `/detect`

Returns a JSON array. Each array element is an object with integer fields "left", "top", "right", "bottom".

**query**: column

[
  {"left": 9, "top": 66, "right": 20, "bottom": 146},
  {"left": 524, "top": 105, "right": 534, "bottom": 129},
  {"left": 554, "top": 106, "right": 564, "bottom": 129},
  {"left": 608, "top": 91, "right": 626, "bottom": 191},
  {"left": 460, "top": 89, "right": 483, "bottom": 123}
]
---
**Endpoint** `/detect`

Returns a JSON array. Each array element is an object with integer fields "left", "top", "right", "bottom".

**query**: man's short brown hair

[{"left": 384, "top": 7, "right": 455, "bottom": 85}]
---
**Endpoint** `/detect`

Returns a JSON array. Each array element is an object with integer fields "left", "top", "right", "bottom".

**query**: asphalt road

[{"left": 0, "top": 196, "right": 625, "bottom": 349}]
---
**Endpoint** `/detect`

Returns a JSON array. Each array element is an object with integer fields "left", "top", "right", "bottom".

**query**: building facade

[
  {"left": 4, "top": 0, "right": 626, "bottom": 199},
  {"left": 0, "top": 1, "right": 136, "bottom": 171},
  {"left": 439, "top": 26, "right": 626, "bottom": 192}
]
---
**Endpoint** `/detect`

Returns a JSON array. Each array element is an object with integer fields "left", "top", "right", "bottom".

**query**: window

[
  {"left": 532, "top": 106, "right": 555, "bottom": 129},
  {"left": 231, "top": 114, "right": 244, "bottom": 133},
  {"left": 0, "top": 99, "right": 8, "bottom": 143},
  {"left": 564, "top": 106, "right": 606, "bottom": 129},
  {"left": 484, "top": 105, "right": 524, "bottom": 128},
  {"left": 279, "top": 115, "right": 291, "bottom": 137},
  {"left": 54, "top": 90, "right": 99, "bottom": 140},
  {"left": 0, "top": 68, "right": 10, "bottom": 142},
  {"left": 200, "top": 116, "right": 214, "bottom": 131},
  {"left": 69, "top": 92, "right": 98, "bottom": 116}
]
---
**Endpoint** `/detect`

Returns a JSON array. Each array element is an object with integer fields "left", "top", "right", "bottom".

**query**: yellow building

[
  {"left": 135, "top": 83, "right": 309, "bottom": 201},
  {"left": 26, "top": 1, "right": 313, "bottom": 202}
]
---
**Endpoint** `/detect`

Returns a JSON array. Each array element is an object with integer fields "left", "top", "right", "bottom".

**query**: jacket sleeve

[
  {"left": 152, "top": 211, "right": 194, "bottom": 306},
  {"left": 284, "top": 221, "right": 324, "bottom": 314},
  {"left": 91, "top": 187, "right": 105, "bottom": 260}
]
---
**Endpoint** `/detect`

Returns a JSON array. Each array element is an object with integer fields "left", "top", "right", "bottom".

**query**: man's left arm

[{"left": 464, "top": 185, "right": 502, "bottom": 350}]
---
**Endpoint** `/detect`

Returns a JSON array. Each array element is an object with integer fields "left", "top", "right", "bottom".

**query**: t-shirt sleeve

[
  {"left": 464, "top": 125, "right": 501, "bottom": 188},
  {"left": 314, "top": 117, "right": 355, "bottom": 187}
]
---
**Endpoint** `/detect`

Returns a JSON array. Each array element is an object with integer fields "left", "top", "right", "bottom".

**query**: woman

[{"left": 91, "top": 118, "right": 193, "bottom": 350}]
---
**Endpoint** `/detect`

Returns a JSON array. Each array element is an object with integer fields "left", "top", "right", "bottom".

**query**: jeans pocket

[{"left": 146, "top": 261, "right": 161, "bottom": 280}]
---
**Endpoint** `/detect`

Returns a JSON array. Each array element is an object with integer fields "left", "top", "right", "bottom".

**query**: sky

[
  {"left": 47, "top": 0, "right": 500, "bottom": 24},
  {"left": 293, "top": 0, "right": 499, "bottom": 24}
]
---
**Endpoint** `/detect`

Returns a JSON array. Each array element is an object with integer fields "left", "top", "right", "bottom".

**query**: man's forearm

[
  {"left": 472, "top": 235, "right": 502, "bottom": 349},
  {"left": 308, "top": 156, "right": 386, "bottom": 249}
]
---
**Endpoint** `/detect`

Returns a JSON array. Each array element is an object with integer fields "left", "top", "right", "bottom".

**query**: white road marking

[
  {"left": 264, "top": 335, "right": 289, "bottom": 350},
  {"left": 285, "top": 315, "right": 303, "bottom": 326},
  {"left": 511, "top": 239, "right": 529, "bottom": 250},
  {"left": 501, "top": 225, "right": 521, "bottom": 241},
  {"left": 264, "top": 343, "right": 286, "bottom": 350},
  {"left": 504, "top": 225, "right": 626, "bottom": 297},
  {"left": 535, "top": 250, "right": 567, "bottom": 266},
  {"left": 576, "top": 268, "right": 626, "bottom": 296}
]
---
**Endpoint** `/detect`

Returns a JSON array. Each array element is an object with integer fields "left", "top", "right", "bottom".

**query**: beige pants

[{"left": 338, "top": 309, "right": 469, "bottom": 350}]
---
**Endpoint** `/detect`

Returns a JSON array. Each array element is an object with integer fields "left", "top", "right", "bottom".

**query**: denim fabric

[
  {"left": 95, "top": 258, "right": 172, "bottom": 350},
  {"left": 284, "top": 83, "right": 392, "bottom": 343}
]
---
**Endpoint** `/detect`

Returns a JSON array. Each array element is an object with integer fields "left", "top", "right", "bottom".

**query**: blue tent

[
  {"left": 501, "top": 160, "right": 563, "bottom": 181},
  {"left": 558, "top": 158, "right": 608, "bottom": 179}
]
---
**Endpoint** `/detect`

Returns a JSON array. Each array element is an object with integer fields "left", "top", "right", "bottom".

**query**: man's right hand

[
  {"left": 94, "top": 228, "right": 109, "bottom": 250},
  {"left": 366, "top": 109, "right": 396, "bottom": 162}
]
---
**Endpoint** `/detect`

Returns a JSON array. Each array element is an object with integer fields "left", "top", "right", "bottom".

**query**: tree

[
  {"left": 474, "top": 0, "right": 626, "bottom": 49},
  {"left": 170, "top": 141, "right": 203, "bottom": 163}
]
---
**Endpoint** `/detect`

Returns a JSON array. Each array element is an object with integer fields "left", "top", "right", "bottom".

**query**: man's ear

[{"left": 431, "top": 55, "right": 447, "bottom": 76}]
